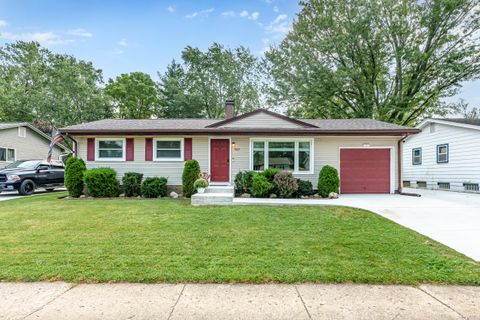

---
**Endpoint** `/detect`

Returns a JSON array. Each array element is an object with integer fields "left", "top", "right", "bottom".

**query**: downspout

[{"left": 397, "top": 134, "right": 421, "bottom": 197}]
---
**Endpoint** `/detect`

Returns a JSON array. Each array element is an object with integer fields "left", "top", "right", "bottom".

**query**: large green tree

[
  {"left": 266, "top": 0, "right": 480, "bottom": 125},
  {"left": 158, "top": 43, "right": 263, "bottom": 119},
  {"left": 0, "top": 41, "right": 112, "bottom": 130},
  {"left": 157, "top": 61, "right": 203, "bottom": 118},
  {"left": 105, "top": 72, "right": 160, "bottom": 119}
]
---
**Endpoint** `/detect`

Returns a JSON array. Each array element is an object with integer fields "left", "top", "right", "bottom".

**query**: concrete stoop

[{"left": 191, "top": 185, "right": 234, "bottom": 206}]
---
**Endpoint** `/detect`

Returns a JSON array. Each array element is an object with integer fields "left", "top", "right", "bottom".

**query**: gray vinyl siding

[
  {"left": 0, "top": 127, "right": 63, "bottom": 167},
  {"left": 221, "top": 113, "right": 302, "bottom": 128},
  {"left": 403, "top": 122, "right": 480, "bottom": 192},
  {"left": 76, "top": 135, "right": 400, "bottom": 192}
]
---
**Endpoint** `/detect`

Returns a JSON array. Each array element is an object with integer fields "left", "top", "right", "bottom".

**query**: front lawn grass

[{"left": 0, "top": 193, "right": 478, "bottom": 284}]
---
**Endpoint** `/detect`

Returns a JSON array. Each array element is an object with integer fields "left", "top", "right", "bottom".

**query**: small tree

[
  {"left": 122, "top": 172, "right": 143, "bottom": 197},
  {"left": 182, "top": 160, "right": 201, "bottom": 198},
  {"left": 273, "top": 171, "right": 298, "bottom": 198},
  {"left": 318, "top": 165, "right": 340, "bottom": 197},
  {"left": 64, "top": 157, "right": 86, "bottom": 197}
]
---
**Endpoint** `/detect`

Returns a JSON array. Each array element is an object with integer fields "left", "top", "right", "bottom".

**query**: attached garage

[{"left": 340, "top": 148, "right": 392, "bottom": 194}]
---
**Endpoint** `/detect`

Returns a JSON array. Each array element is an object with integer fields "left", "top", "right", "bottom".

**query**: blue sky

[{"left": 0, "top": 0, "right": 478, "bottom": 108}]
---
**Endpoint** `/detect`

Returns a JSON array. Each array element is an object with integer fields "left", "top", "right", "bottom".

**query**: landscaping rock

[
  {"left": 300, "top": 195, "right": 309, "bottom": 199},
  {"left": 269, "top": 193, "right": 277, "bottom": 198},
  {"left": 240, "top": 193, "right": 251, "bottom": 198},
  {"left": 170, "top": 191, "right": 179, "bottom": 199},
  {"left": 312, "top": 194, "right": 321, "bottom": 199},
  {"left": 328, "top": 192, "right": 339, "bottom": 199},
  {"left": 79, "top": 195, "right": 86, "bottom": 199}
]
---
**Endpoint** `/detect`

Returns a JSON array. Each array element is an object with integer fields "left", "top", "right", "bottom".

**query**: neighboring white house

[
  {"left": 0, "top": 122, "right": 68, "bottom": 168},
  {"left": 403, "top": 118, "right": 480, "bottom": 193}
]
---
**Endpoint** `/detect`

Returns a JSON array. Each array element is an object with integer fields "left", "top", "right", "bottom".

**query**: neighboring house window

[
  {"left": 96, "top": 139, "right": 125, "bottom": 161},
  {"left": 155, "top": 139, "right": 183, "bottom": 161},
  {"left": 250, "top": 139, "right": 313, "bottom": 173},
  {"left": 436, "top": 144, "right": 449, "bottom": 163},
  {"left": 0, "top": 147, "right": 15, "bottom": 162},
  {"left": 18, "top": 127, "right": 26, "bottom": 138},
  {"left": 412, "top": 148, "right": 422, "bottom": 165}
]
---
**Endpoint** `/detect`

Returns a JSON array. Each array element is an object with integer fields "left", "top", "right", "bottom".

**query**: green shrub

[
  {"left": 122, "top": 172, "right": 143, "bottom": 197},
  {"left": 261, "top": 168, "right": 281, "bottom": 182},
  {"left": 234, "top": 171, "right": 254, "bottom": 194},
  {"left": 141, "top": 177, "right": 168, "bottom": 198},
  {"left": 296, "top": 179, "right": 314, "bottom": 197},
  {"left": 64, "top": 157, "right": 86, "bottom": 198},
  {"left": 182, "top": 160, "right": 201, "bottom": 198},
  {"left": 83, "top": 168, "right": 120, "bottom": 198},
  {"left": 273, "top": 171, "right": 298, "bottom": 198},
  {"left": 250, "top": 173, "right": 273, "bottom": 198},
  {"left": 318, "top": 165, "right": 340, "bottom": 197},
  {"left": 193, "top": 178, "right": 208, "bottom": 190}
]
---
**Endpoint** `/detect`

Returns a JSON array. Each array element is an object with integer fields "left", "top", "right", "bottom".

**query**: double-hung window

[
  {"left": 436, "top": 144, "right": 448, "bottom": 163},
  {"left": 155, "top": 139, "right": 183, "bottom": 161},
  {"left": 0, "top": 147, "right": 15, "bottom": 162},
  {"left": 96, "top": 139, "right": 125, "bottom": 161},
  {"left": 251, "top": 139, "right": 313, "bottom": 173},
  {"left": 412, "top": 148, "right": 422, "bottom": 165}
]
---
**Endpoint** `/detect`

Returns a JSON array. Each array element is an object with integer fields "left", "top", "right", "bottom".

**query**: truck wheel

[{"left": 19, "top": 179, "right": 36, "bottom": 195}]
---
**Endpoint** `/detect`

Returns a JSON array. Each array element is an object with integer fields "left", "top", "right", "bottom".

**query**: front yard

[{"left": 0, "top": 193, "right": 478, "bottom": 284}]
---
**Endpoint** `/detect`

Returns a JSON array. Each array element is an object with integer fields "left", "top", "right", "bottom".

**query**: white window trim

[
  {"left": 95, "top": 138, "right": 126, "bottom": 162},
  {"left": 153, "top": 138, "right": 184, "bottom": 162},
  {"left": 0, "top": 146, "right": 16, "bottom": 162},
  {"left": 249, "top": 138, "right": 314, "bottom": 174}
]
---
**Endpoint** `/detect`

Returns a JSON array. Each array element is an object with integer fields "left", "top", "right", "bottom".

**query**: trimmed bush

[
  {"left": 141, "top": 177, "right": 168, "bottom": 198},
  {"left": 296, "top": 179, "right": 314, "bottom": 197},
  {"left": 273, "top": 171, "right": 298, "bottom": 198},
  {"left": 261, "top": 168, "right": 281, "bottom": 183},
  {"left": 234, "top": 171, "right": 254, "bottom": 194},
  {"left": 193, "top": 178, "right": 208, "bottom": 190},
  {"left": 250, "top": 173, "right": 272, "bottom": 198},
  {"left": 83, "top": 168, "right": 120, "bottom": 198},
  {"left": 122, "top": 172, "right": 143, "bottom": 197},
  {"left": 182, "top": 160, "right": 201, "bottom": 198},
  {"left": 64, "top": 157, "right": 86, "bottom": 198},
  {"left": 318, "top": 165, "right": 340, "bottom": 197}
]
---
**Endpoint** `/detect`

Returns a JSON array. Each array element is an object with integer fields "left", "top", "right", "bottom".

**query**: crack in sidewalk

[
  {"left": 167, "top": 284, "right": 186, "bottom": 320},
  {"left": 295, "top": 285, "right": 312, "bottom": 320},
  {"left": 416, "top": 286, "right": 467, "bottom": 320},
  {"left": 21, "top": 283, "right": 77, "bottom": 320}
]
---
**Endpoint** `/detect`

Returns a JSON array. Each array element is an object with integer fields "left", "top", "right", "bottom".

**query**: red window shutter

[
  {"left": 145, "top": 138, "right": 153, "bottom": 161},
  {"left": 87, "top": 138, "right": 95, "bottom": 161},
  {"left": 184, "top": 138, "right": 192, "bottom": 161},
  {"left": 126, "top": 138, "right": 134, "bottom": 161}
]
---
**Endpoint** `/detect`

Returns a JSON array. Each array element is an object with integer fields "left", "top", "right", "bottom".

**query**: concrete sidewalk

[{"left": 1, "top": 282, "right": 479, "bottom": 320}]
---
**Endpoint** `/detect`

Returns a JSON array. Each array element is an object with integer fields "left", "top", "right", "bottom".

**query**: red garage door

[{"left": 340, "top": 148, "right": 390, "bottom": 194}]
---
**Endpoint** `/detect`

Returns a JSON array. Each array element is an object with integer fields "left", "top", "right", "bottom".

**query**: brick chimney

[{"left": 225, "top": 100, "right": 235, "bottom": 119}]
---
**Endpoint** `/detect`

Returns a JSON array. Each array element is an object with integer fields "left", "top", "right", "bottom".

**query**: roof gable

[
  {"left": 206, "top": 109, "right": 318, "bottom": 129},
  {"left": 418, "top": 119, "right": 480, "bottom": 132}
]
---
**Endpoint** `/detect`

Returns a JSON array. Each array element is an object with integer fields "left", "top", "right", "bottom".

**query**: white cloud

[
  {"left": 112, "top": 48, "right": 124, "bottom": 55},
  {"left": 67, "top": 28, "right": 92, "bottom": 38},
  {"left": 118, "top": 38, "right": 128, "bottom": 47},
  {"left": 240, "top": 10, "right": 249, "bottom": 17},
  {"left": 0, "top": 31, "right": 73, "bottom": 46},
  {"left": 185, "top": 8, "right": 215, "bottom": 19},
  {"left": 167, "top": 6, "right": 175, "bottom": 13},
  {"left": 265, "top": 14, "right": 290, "bottom": 38},
  {"left": 251, "top": 12, "right": 260, "bottom": 20},
  {"left": 0, "top": 20, "right": 7, "bottom": 28},
  {"left": 221, "top": 10, "right": 236, "bottom": 17},
  {"left": 273, "top": 6, "right": 279, "bottom": 13}
]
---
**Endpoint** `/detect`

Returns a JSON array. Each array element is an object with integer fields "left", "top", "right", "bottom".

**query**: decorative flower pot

[{"left": 197, "top": 188, "right": 206, "bottom": 194}]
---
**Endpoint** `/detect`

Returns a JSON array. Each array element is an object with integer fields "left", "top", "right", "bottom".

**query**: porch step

[
  {"left": 205, "top": 185, "right": 234, "bottom": 194},
  {"left": 191, "top": 192, "right": 234, "bottom": 206}
]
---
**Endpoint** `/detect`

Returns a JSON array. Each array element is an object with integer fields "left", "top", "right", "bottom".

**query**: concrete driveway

[
  {"left": 0, "top": 188, "right": 66, "bottom": 201},
  {"left": 235, "top": 188, "right": 480, "bottom": 261}
]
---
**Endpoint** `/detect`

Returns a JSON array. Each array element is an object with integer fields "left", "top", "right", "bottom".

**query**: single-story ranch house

[
  {"left": 403, "top": 118, "right": 480, "bottom": 193},
  {"left": 60, "top": 101, "right": 419, "bottom": 194}
]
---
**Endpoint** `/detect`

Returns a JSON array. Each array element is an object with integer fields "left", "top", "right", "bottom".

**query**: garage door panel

[{"left": 340, "top": 149, "right": 390, "bottom": 194}]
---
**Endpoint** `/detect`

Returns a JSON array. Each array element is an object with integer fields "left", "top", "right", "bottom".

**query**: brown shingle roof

[{"left": 60, "top": 117, "right": 418, "bottom": 136}]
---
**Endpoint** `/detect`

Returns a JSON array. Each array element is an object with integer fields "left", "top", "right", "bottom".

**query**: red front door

[
  {"left": 340, "top": 148, "right": 390, "bottom": 194},
  {"left": 210, "top": 139, "right": 230, "bottom": 182}
]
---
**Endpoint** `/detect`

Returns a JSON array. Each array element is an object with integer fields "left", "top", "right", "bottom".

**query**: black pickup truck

[{"left": 0, "top": 160, "right": 65, "bottom": 195}]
